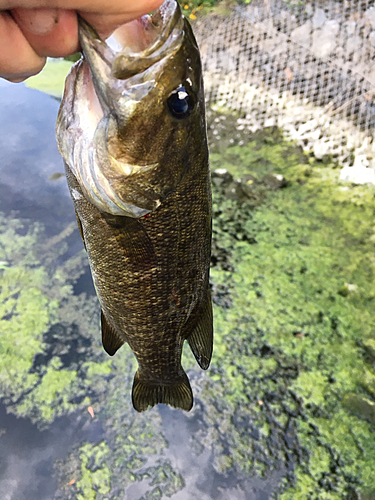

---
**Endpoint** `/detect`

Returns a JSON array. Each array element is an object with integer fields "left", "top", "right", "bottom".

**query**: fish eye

[{"left": 167, "top": 85, "right": 194, "bottom": 119}]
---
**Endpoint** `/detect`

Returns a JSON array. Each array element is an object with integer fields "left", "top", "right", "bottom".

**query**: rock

[
  {"left": 236, "top": 175, "right": 258, "bottom": 200},
  {"left": 343, "top": 393, "right": 375, "bottom": 425},
  {"left": 346, "top": 21, "right": 356, "bottom": 36},
  {"left": 369, "top": 31, "right": 375, "bottom": 48},
  {"left": 312, "top": 21, "right": 339, "bottom": 58},
  {"left": 368, "top": 62, "right": 375, "bottom": 86},
  {"left": 244, "top": 6, "right": 260, "bottom": 24},
  {"left": 362, "top": 370, "right": 375, "bottom": 400},
  {"left": 313, "top": 141, "right": 331, "bottom": 160},
  {"left": 298, "top": 119, "right": 318, "bottom": 136},
  {"left": 290, "top": 21, "right": 312, "bottom": 48},
  {"left": 305, "top": 3, "right": 313, "bottom": 17},
  {"left": 212, "top": 169, "right": 234, "bottom": 185},
  {"left": 277, "top": 10, "right": 290, "bottom": 24},
  {"left": 347, "top": 36, "right": 363, "bottom": 55},
  {"left": 261, "top": 173, "right": 287, "bottom": 190},
  {"left": 363, "top": 339, "right": 375, "bottom": 360},
  {"left": 365, "top": 7, "right": 375, "bottom": 28},
  {"left": 338, "top": 282, "right": 358, "bottom": 297},
  {"left": 312, "top": 8, "right": 326, "bottom": 30},
  {"left": 340, "top": 157, "right": 375, "bottom": 185}
]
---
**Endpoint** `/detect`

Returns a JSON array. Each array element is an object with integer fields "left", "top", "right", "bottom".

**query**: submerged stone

[
  {"left": 364, "top": 339, "right": 375, "bottom": 361},
  {"left": 343, "top": 393, "right": 375, "bottom": 425}
]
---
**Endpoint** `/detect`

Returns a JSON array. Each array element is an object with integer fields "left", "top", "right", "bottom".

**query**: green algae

[
  {"left": 0, "top": 216, "right": 57, "bottom": 406},
  {"left": 204, "top": 126, "right": 375, "bottom": 498},
  {"left": 15, "top": 358, "right": 79, "bottom": 422},
  {"left": 76, "top": 442, "right": 112, "bottom": 500},
  {"left": 2, "top": 122, "right": 375, "bottom": 498},
  {"left": 0, "top": 215, "right": 112, "bottom": 425}
]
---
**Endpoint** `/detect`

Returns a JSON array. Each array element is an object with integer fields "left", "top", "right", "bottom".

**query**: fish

[{"left": 56, "top": 0, "right": 212, "bottom": 412}]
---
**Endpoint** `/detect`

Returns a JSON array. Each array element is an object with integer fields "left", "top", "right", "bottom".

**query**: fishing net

[{"left": 194, "top": 0, "right": 375, "bottom": 182}]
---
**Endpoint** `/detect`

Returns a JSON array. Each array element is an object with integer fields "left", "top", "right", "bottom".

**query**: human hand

[{"left": 0, "top": 0, "right": 164, "bottom": 82}]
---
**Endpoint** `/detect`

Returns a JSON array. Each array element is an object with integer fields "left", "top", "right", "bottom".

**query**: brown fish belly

[{"left": 64, "top": 142, "right": 212, "bottom": 411}]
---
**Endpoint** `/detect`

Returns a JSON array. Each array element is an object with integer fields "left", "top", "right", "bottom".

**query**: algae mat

[
  {"left": 1, "top": 122, "right": 375, "bottom": 499},
  {"left": 208, "top": 123, "right": 375, "bottom": 499}
]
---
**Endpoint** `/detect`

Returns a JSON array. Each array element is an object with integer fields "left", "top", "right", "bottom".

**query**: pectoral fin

[
  {"left": 101, "top": 310, "right": 124, "bottom": 356},
  {"left": 102, "top": 213, "right": 156, "bottom": 267},
  {"left": 132, "top": 370, "right": 193, "bottom": 412},
  {"left": 187, "top": 288, "right": 213, "bottom": 370}
]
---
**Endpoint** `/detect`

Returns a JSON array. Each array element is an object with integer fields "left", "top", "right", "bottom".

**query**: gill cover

[{"left": 56, "top": 0, "right": 188, "bottom": 217}]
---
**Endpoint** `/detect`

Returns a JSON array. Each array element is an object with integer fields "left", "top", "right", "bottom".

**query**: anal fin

[
  {"left": 101, "top": 310, "right": 124, "bottom": 356},
  {"left": 187, "top": 287, "right": 213, "bottom": 370},
  {"left": 132, "top": 370, "right": 193, "bottom": 412}
]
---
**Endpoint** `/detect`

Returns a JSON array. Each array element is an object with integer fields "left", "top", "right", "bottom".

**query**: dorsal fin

[
  {"left": 187, "top": 287, "right": 213, "bottom": 370},
  {"left": 101, "top": 310, "right": 125, "bottom": 356}
]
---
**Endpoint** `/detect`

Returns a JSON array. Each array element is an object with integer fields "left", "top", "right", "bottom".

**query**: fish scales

[
  {"left": 65, "top": 154, "right": 210, "bottom": 375},
  {"left": 57, "top": 0, "right": 212, "bottom": 412}
]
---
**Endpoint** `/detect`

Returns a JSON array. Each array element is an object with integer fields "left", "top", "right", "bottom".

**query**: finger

[
  {"left": 80, "top": 0, "right": 165, "bottom": 39},
  {"left": 0, "top": 0, "right": 164, "bottom": 17},
  {"left": 12, "top": 7, "right": 78, "bottom": 57},
  {"left": 0, "top": 10, "right": 45, "bottom": 81},
  {"left": 1, "top": 0, "right": 165, "bottom": 37},
  {"left": 0, "top": 0, "right": 165, "bottom": 81}
]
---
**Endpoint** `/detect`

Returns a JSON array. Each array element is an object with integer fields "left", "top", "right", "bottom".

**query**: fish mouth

[
  {"left": 57, "top": 0, "right": 185, "bottom": 217},
  {"left": 78, "top": 0, "right": 184, "bottom": 114}
]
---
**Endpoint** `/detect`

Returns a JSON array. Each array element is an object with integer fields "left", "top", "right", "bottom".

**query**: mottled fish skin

[{"left": 56, "top": 0, "right": 212, "bottom": 412}]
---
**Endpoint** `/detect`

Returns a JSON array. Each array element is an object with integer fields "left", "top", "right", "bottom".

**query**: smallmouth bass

[{"left": 56, "top": 0, "right": 212, "bottom": 412}]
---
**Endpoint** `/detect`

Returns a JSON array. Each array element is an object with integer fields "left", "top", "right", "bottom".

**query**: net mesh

[{"left": 194, "top": 0, "right": 375, "bottom": 182}]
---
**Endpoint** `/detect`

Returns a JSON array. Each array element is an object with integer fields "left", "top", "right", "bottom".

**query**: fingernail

[{"left": 14, "top": 7, "right": 59, "bottom": 36}]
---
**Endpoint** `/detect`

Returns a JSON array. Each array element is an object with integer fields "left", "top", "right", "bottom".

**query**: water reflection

[
  {"left": 158, "top": 405, "right": 284, "bottom": 500},
  {"left": 0, "top": 80, "right": 72, "bottom": 235},
  {"left": 0, "top": 403, "right": 104, "bottom": 500}
]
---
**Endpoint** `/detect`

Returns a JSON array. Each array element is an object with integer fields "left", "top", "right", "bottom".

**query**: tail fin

[{"left": 132, "top": 370, "right": 193, "bottom": 413}]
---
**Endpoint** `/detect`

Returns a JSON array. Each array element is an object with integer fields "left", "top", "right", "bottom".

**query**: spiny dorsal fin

[
  {"left": 101, "top": 310, "right": 124, "bottom": 356},
  {"left": 132, "top": 370, "right": 193, "bottom": 412},
  {"left": 187, "top": 287, "right": 213, "bottom": 370}
]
